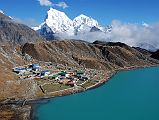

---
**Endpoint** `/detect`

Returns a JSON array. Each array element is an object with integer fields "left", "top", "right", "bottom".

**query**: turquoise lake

[{"left": 33, "top": 67, "right": 159, "bottom": 120}]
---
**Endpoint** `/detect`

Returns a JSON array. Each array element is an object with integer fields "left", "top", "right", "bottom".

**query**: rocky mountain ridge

[
  {"left": 22, "top": 40, "right": 159, "bottom": 70},
  {"left": 0, "top": 12, "right": 44, "bottom": 45}
]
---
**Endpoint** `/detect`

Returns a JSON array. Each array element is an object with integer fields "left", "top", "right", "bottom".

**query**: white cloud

[
  {"left": 55, "top": 20, "right": 159, "bottom": 51},
  {"left": 54, "top": 2, "right": 69, "bottom": 9},
  {"left": 54, "top": 32, "right": 109, "bottom": 43},
  {"left": 142, "top": 22, "right": 149, "bottom": 27},
  {"left": 109, "top": 20, "right": 159, "bottom": 51},
  {"left": 38, "top": 0, "right": 68, "bottom": 9},
  {"left": 38, "top": 0, "right": 52, "bottom": 6}
]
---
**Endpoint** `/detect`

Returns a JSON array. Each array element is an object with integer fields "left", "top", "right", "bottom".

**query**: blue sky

[{"left": 0, "top": 0, "right": 159, "bottom": 26}]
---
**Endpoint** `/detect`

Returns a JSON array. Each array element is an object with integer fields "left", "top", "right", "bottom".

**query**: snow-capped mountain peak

[
  {"left": 33, "top": 8, "right": 109, "bottom": 39},
  {"left": 72, "top": 14, "right": 100, "bottom": 33},
  {"left": 73, "top": 14, "right": 99, "bottom": 28},
  {"left": 44, "top": 8, "right": 74, "bottom": 34}
]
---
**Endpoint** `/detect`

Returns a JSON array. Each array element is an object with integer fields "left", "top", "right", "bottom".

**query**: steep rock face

[
  {"left": 0, "top": 12, "right": 44, "bottom": 45},
  {"left": 133, "top": 47, "right": 152, "bottom": 56},
  {"left": 90, "top": 26, "right": 102, "bottom": 32},
  {"left": 37, "top": 23, "right": 55, "bottom": 40},
  {"left": 22, "top": 40, "right": 159, "bottom": 70},
  {"left": 151, "top": 50, "right": 159, "bottom": 60},
  {"left": 0, "top": 12, "right": 43, "bottom": 81},
  {"left": 0, "top": 12, "right": 44, "bottom": 71}
]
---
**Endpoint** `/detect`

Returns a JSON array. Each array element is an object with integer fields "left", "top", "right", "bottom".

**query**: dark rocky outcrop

[
  {"left": 151, "top": 50, "right": 159, "bottom": 60},
  {"left": 133, "top": 47, "right": 152, "bottom": 56},
  {"left": 37, "top": 23, "right": 55, "bottom": 40},
  {"left": 93, "top": 40, "right": 130, "bottom": 49},
  {"left": 90, "top": 26, "right": 102, "bottom": 32},
  {"left": 0, "top": 12, "right": 44, "bottom": 45}
]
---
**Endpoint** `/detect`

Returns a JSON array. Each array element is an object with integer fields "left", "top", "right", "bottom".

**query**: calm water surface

[{"left": 33, "top": 67, "right": 159, "bottom": 120}]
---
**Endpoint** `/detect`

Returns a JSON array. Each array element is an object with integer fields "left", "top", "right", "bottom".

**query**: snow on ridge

[
  {"left": 0, "top": 10, "right": 4, "bottom": 14},
  {"left": 33, "top": 8, "right": 103, "bottom": 35}
]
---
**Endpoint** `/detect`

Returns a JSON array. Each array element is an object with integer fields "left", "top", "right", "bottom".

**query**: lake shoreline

[
  {"left": 0, "top": 64, "right": 158, "bottom": 120},
  {"left": 31, "top": 64, "right": 159, "bottom": 120}
]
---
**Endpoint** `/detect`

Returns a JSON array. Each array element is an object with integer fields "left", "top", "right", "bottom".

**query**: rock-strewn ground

[{"left": 0, "top": 105, "right": 31, "bottom": 120}]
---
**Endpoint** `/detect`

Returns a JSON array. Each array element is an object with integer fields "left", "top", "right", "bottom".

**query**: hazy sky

[{"left": 0, "top": 0, "right": 159, "bottom": 26}]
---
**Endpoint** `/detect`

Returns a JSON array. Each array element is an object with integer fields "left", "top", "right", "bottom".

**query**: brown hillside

[{"left": 22, "top": 40, "right": 159, "bottom": 70}]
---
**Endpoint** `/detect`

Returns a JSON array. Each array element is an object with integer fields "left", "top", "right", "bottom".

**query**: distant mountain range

[
  {"left": 32, "top": 8, "right": 159, "bottom": 52},
  {"left": 33, "top": 8, "right": 111, "bottom": 40}
]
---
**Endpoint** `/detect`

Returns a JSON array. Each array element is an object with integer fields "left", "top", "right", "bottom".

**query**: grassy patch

[
  {"left": 81, "top": 80, "right": 97, "bottom": 88},
  {"left": 35, "top": 78, "right": 51, "bottom": 86},
  {"left": 76, "top": 80, "right": 84, "bottom": 85},
  {"left": 42, "top": 83, "right": 70, "bottom": 93}
]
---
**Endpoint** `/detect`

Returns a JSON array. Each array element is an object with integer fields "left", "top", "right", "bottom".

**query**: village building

[
  {"left": 40, "top": 70, "right": 50, "bottom": 76},
  {"left": 29, "top": 64, "right": 40, "bottom": 71}
]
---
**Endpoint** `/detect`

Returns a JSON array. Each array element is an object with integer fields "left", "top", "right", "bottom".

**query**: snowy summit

[{"left": 33, "top": 8, "right": 107, "bottom": 39}]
